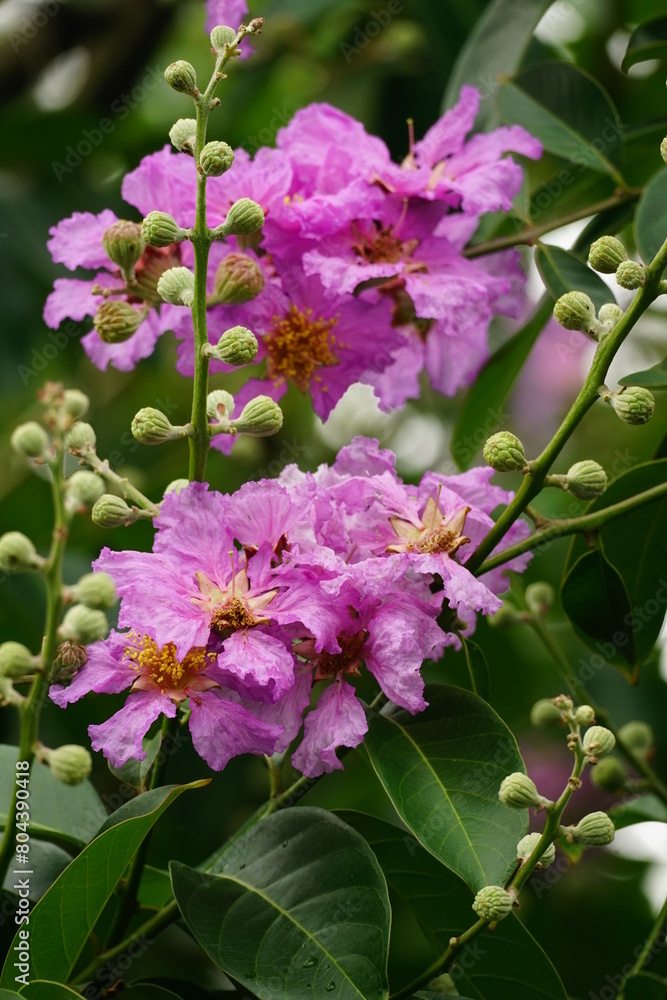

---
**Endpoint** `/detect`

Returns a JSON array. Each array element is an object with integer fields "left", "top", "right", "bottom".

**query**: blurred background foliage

[{"left": 0, "top": 0, "right": 666, "bottom": 996}]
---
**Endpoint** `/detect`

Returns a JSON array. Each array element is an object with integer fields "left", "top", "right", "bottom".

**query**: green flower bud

[
  {"left": 498, "top": 772, "right": 548, "bottom": 809},
  {"left": 582, "top": 725, "right": 616, "bottom": 759},
  {"left": 164, "top": 478, "right": 189, "bottom": 496},
  {"left": 169, "top": 118, "right": 197, "bottom": 155},
  {"left": 42, "top": 745, "right": 92, "bottom": 786},
  {"left": 530, "top": 698, "right": 564, "bottom": 728},
  {"left": 206, "top": 325, "right": 259, "bottom": 365},
  {"left": 93, "top": 300, "right": 143, "bottom": 345},
  {"left": 0, "top": 532, "right": 42, "bottom": 573},
  {"left": 102, "top": 220, "right": 146, "bottom": 280},
  {"left": 60, "top": 605, "right": 109, "bottom": 645},
  {"left": 91, "top": 494, "right": 135, "bottom": 529},
  {"left": 207, "top": 389, "right": 235, "bottom": 422},
  {"left": 0, "top": 642, "right": 37, "bottom": 680},
  {"left": 488, "top": 602, "right": 526, "bottom": 629},
  {"left": 565, "top": 811, "right": 615, "bottom": 847},
  {"left": 156, "top": 266, "right": 195, "bottom": 306},
  {"left": 73, "top": 572, "right": 117, "bottom": 610},
  {"left": 525, "top": 582, "right": 554, "bottom": 616},
  {"left": 230, "top": 395, "right": 283, "bottom": 437},
  {"left": 597, "top": 303, "right": 623, "bottom": 331},
  {"left": 220, "top": 198, "right": 265, "bottom": 237},
  {"left": 200, "top": 140, "right": 235, "bottom": 177},
  {"left": 615, "top": 260, "right": 646, "bottom": 290},
  {"left": 661, "top": 136, "right": 667, "bottom": 165},
  {"left": 11, "top": 421, "right": 50, "bottom": 460},
  {"left": 141, "top": 211, "right": 189, "bottom": 249},
  {"left": 65, "top": 421, "right": 96, "bottom": 455},
  {"left": 587, "top": 236, "right": 629, "bottom": 274},
  {"left": 482, "top": 432, "right": 526, "bottom": 473},
  {"left": 516, "top": 832, "right": 556, "bottom": 868},
  {"left": 209, "top": 253, "right": 265, "bottom": 305},
  {"left": 63, "top": 389, "right": 90, "bottom": 420},
  {"left": 131, "top": 407, "right": 190, "bottom": 445},
  {"left": 617, "top": 720, "right": 654, "bottom": 757},
  {"left": 51, "top": 641, "right": 87, "bottom": 684},
  {"left": 0, "top": 674, "right": 22, "bottom": 707},
  {"left": 574, "top": 705, "right": 595, "bottom": 727},
  {"left": 590, "top": 756, "right": 628, "bottom": 792},
  {"left": 552, "top": 694, "right": 574, "bottom": 711},
  {"left": 553, "top": 291, "right": 596, "bottom": 333},
  {"left": 164, "top": 60, "right": 198, "bottom": 96},
  {"left": 565, "top": 460, "right": 607, "bottom": 500},
  {"left": 66, "top": 470, "right": 105, "bottom": 509},
  {"left": 472, "top": 885, "right": 514, "bottom": 923},
  {"left": 605, "top": 386, "right": 655, "bottom": 426},
  {"left": 210, "top": 24, "right": 238, "bottom": 52}
]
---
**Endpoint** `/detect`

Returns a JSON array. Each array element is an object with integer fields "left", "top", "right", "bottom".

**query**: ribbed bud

[
  {"left": 565, "top": 811, "right": 615, "bottom": 847},
  {"left": 66, "top": 470, "right": 105, "bottom": 509},
  {"left": 131, "top": 407, "right": 189, "bottom": 445},
  {"left": 615, "top": 260, "right": 646, "bottom": 289},
  {"left": 141, "top": 211, "right": 189, "bottom": 250},
  {"left": 574, "top": 705, "right": 595, "bottom": 727},
  {"left": 207, "top": 389, "right": 235, "bottom": 422},
  {"left": 565, "top": 460, "right": 607, "bottom": 500},
  {"left": 590, "top": 756, "right": 627, "bottom": 792},
  {"left": 530, "top": 698, "right": 564, "bottom": 728},
  {"left": 472, "top": 885, "right": 514, "bottom": 922},
  {"left": 93, "top": 300, "right": 143, "bottom": 344},
  {"left": 102, "top": 220, "right": 146, "bottom": 279},
  {"left": 597, "top": 303, "right": 623, "bottom": 331},
  {"left": 220, "top": 198, "right": 265, "bottom": 236},
  {"left": 230, "top": 395, "right": 283, "bottom": 437},
  {"left": 206, "top": 325, "right": 259, "bottom": 365},
  {"left": 516, "top": 832, "right": 556, "bottom": 868},
  {"left": 200, "top": 140, "right": 235, "bottom": 177},
  {"left": 588, "top": 236, "right": 628, "bottom": 274},
  {"left": 0, "top": 642, "right": 37, "bottom": 680},
  {"left": 661, "top": 137, "right": 667, "bottom": 165},
  {"left": 0, "top": 532, "right": 42, "bottom": 573},
  {"left": 60, "top": 605, "right": 109, "bottom": 645},
  {"left": 210, "top": 25, "right": 237, "bottom": 52},
  {"left": 488, "top": 603, "right": 526, "bottom": 629},
  {"left": 606, "top": 386, "right": 655, "bottom": 426},
  {"left": 209, "top": 253, "right": 265, "bottom": 305},
  {"left": 65, "top": 421, "right": 96, "bottom": 455},
  {"left": 157, "top": 266, "right": 195, "bottom": 307},
  {"left": 582, "top": 725, "right": 616, "bottom": 759},
  {"left": 525, "top": 582, "right": 554, "bottom": 616},
  {"left": 553, "top": 291, "right": 596, "bottom": 333},
  {"left": 618, "top": 720, "right": 653, "bottom": 757},
  {"left": 51, "top": 641, "right": 87, "bottom": 684},
  {"left": 169, "top": 118, "right": 198, "bottom": 155},
  {"left": 73, "top": 572, "right": 117, "bottom": 610},
  {"left": 11, "top": 422, "right": 50, "bottom": 460},
  {"left": 164, "top": 478, "right": 189, "bottom": 496},
  {"left": 482, "top": 431, "right": 526, "bottom": 473},
  {"left": 498, "top": 773, "right": 548, "bottom": 809},
  {"left": 43, "top": 745, "right": 92, "bottom": 786},
  {"left": 164, "top": 60, "right": 198, "bottom": 96},
  {"left": 91, "top": 494, "right": 135, "bottom": 529},
  {"left": 63, "top": 389, "right": 90, "bottom": 420}
]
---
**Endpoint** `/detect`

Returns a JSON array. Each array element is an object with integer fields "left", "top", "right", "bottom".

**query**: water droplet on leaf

[
  {"left": 326, "top": 982, "right": 336, "bottom": 992},
  {"left": 302, "top": 958, "right": 317, "bottom": 968}
]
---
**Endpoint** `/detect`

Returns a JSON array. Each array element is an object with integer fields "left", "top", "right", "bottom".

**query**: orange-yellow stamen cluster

[
  {"left": 210, "top": 597, "right": 258, "bottom": 637},
  {"left": 266, "top": 305, "right": 339, "bottom": 391},
  {"left": 125, "top": 634, "right": 214, "bottom": 691}
]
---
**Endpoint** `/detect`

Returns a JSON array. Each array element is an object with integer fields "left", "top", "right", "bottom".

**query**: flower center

[
  {"left": 411, "top": 523, "right": 468, "bottom": 555},
  {"left": 210, "top": 596, "right": 259, "bottom": 638},
  {"left": 125, "top": 634, "right": 215, "bottom": 691},
  {"left": 128, "top": 245, "right": 183, "bottom": 306},
  {"left": 308, "top": 630, "right": 368, "bottom": 680},
  {"left": 266, "top": 304, "right": 339, "bottom": 391},
  {"left": 352, "top": 222, "right": 418, "bottom": 265}
]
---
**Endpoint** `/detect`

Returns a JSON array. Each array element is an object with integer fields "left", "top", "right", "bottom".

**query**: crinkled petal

[
  {"left": 89, "top": 691, "right": 176, "bottom": 769},
  {"left": 188, "top": 688, "right": 282, "bottom": 771},
  {"left": 215, "top": 629, "right": 295, "bottom": 700},
  {"left": 49, "top": 631, "right": 134, "bottom": 707},
  {"left": 121, "top": 146, "right": 196, "bottom": 226},
  {"left": 47, "top": 209, "right": 119, "bottom": 270},
  {"left": 80, "top": 310, "right": 164, "bottom": 372},
  {"left": 43, "top": 275, "right": 118, "bottom": 329},
  {"left": 365, "top": 600, "right": 443, "bottom": 713},
  {"left": 225, "top": 480, "right": 307, "bottom": 550},
  {"left": 291, "top": 678, "right": 368, "bottom": 777}
]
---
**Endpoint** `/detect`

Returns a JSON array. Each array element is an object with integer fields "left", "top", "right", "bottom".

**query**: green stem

[
  {"left": 84, "top": 453, "right": 159, "bottom": 513},
  {"left": 619, "top": 894, "right": 667, "bottom": 998}
]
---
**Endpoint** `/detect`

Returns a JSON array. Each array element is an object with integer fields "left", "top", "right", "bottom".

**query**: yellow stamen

[
  {"left": 266, "top": 304, "right": 339, "bottom": 391},
  {"left": 124, "top": 634, "right": 215, "bottom": 691}
]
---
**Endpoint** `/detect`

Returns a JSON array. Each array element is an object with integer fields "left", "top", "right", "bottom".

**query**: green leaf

[
  {"left": 170, "top": 807, "right": 390, "bottom": 1000},
  {"left": 610, "top": 794, "right": 667, "bottom": 830},
  {"left": 636, "top": 169, "right": 667, "bottom": 267},
  {"left": 2, "top": 840, "right": 72, "bottom": 901},
  {"left": 536, "top": 244, "right": 614, "bottom": 310},
  {"left": 460, "top": 639, "right": 490, "bottom": 701},
  {"left": 0, "top": 746, "right": 106, "bottom": 849},
  {"left": 138, "top": 865, "right": 173, "bottom": 910},
  {"left": 364, "top": 685, "right": 527, "bottom": 891},
  {"left": 123, "top": 986, "right": 185, "bottom": 1000},
  {"left": 622, "top": 17, "right": 667, "bottom": 73},
  {"left": 0, "top": 782, "right": 207, "bottom": 989},
  {"left": 0, "top": 991, "right": 23, "bottom": 1000},
  {"left": 20, "top": 983, "right": 84, "bottom": 1000},
  {"left": 624, "top": 972, "right": 667, "bottom": 1000},
  {"left": 498, "top": 62, "right": 623, "bottom": 177},
  {"left": 339, "top": 812, "right": 567, "bottom": 1000},
  {"left": 618, "top": 358, "right": 667, "bottom": 390},
  {"left": 109, "top": 731, "right": 161, "bottom": 792}
]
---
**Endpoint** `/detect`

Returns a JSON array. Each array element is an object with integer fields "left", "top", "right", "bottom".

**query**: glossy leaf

[
  {"left": 618, "top": 358, "right": 667, "bottom": 390},
  {"left": 109, "top": 731, "right": 161, "bottom": 792},
  {"left": 536, "top": 244, "right": 614, "bottom": 310},
  {"left": 624, "top": 972, "right": 667, "bottom": 1000},
  {"left": 20, "top": 983, "right": 84, "bottom": 1000},
  {"left": 611, "top": 795, "right": 667, "bottom": 830},
  {"left": 0, "top": 992, "right": 22, "bottom": 1000},
  {"left": 364, "top": 685, "right": 527, "bottom": 891},
  {"left": 0, "top": 782, "right": 207, "bottom": 988},
  {"left": 2, "top": 840, "right": 72, "bottom": 902},
  {"left": 459, "top": 639, "right": 490, "bottom": 701},
  {"left": 622, "top": 17, "right": 667, "bottom": 73},
  {"left": 636, "top": 169, "right": 667, "bottom": 267},
  {"left": 170, "top": 807, "right": 391, "bottom": 1000}
]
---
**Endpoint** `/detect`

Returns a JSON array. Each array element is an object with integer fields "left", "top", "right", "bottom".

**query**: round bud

[
  {"left": 11, "top": 421, "right": 50, "bottom": 460},
  {"left": 588, "top": 236, "right": 628, "bottom": 274},
  {"left": 615, "top": 260, "right": 646, "bottom": 290},
  {"left": 157, "top": 266, "right": 195, "bottom": 307},
  {"left": 597, "top": 303, "right": 623, "bottom": 331},
  {"left": 516, "top": 832, "right": 556, "bottom": 868},
  {"left": 0, "top": 642, "right": 37, "bottom": 680},
  {"left": 60, "top": 605, "right": 109, "bottom": 645},
  {"left": 565, "top": 460, "right": 607, "bottom": 500},
  {"left": 221, "top": 198, "right": 265, "bottom": 236},
  {"left": 63, "top": 389, "right": 90, "bottom": 420},
  {"left": 661, "top": 136, "right": 667, "bottom": 165},
  {"left": 102, "top": 220, "right": 145, "bottom": 278},
  {"left": 51, "top": 640, "right": 87, "bottom": 684},
  {"left": 131, "top": 407, "right": 188, "bottom": 445},
  {"left": 91, "top": 494, "right": 134, "bottom": 529},
  {"left": 169, "top": 118, "right": 198, "bottom": 155},
  {"left": 482, "top": 431, "right": 526, "bottom": 473},
  {"left": 73, "top": 572, "right": 117, "bottom": 610},
  {"left": 66, "top": 470, "right": 105, "bottom": 509},
  {"left": 530, "top": 698, "right": 564, "bottom": 728},
  {"left": 164, "top": 478, "right": 189, "bottom": 496},
  {"left": 43, "top": 745, "right": 92, "bottom": 786},
  {"left": 207, "top": 389, "right": 235, "bottom": 422},
  {"left": 525, "top": 582, "right": 554, "bottom": 616},
  {"left": 498, "top": 773, "right": 547, "bottom": 809},
  {"left": 552, "top": 694, "right": 574, "bottom": 711},
  {"left": 574, "top": 705, "right": 595, "bottom": 727},
  {"left": 0, "top": 532, "right": 41, "bottom": 573},
  {"left": 200, "top": 140, "right": 235, "bottom": 177},
  {"left": 210, "top": 24, "right": 237, "bottom": 52},
  {"left": 209, "top": 253, "right": 265, "bottom": 305},
  {"left": 472, "top": 885, "right": 513, "bottom": 923},
  {"left": 65, "top": 421, "right": 96, "bottom": 455},
  {"left": 582, "top": 725, "right": 616, "bottom": 759},
  {"left": 164, "top": 60, "right": 198, "bottom": 96},
  {"left": 553, "top": 291, "right": 596, "bottom": 333},
  {"left": 93, "top": 301, "right": 143, "bottom": 344},
  {"left": 590, "top": 756, "right": 627, "bottom": 792},
  {"left": 208, "top": 325, "right": 259, "bottom": 366},
  {"left": 230, "top": 396, "right": 283, "bottom": 437},
  {"left": 488, "top": 603, "right": 526, "bottom": 629},
  {"left": 606, "top": 386, "right": 655, "bottom": 426},
  {"left": 141, "top": 211, "right": 188, "bottom": 249},
  {"left": 566, "top": 811, "right": 615, "bottom": 847},
  {"left": 617, "top": 720, "right": 654, "bottom": 757}
]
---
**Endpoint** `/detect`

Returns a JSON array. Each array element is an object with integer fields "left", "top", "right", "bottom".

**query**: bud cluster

[{"left": 588, "top": 235, "right": 646, "bottom": 290}]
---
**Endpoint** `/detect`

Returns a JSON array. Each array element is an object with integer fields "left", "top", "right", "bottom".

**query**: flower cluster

[{"left": 50, "top": 437, "right": 530, "bottom": 777}]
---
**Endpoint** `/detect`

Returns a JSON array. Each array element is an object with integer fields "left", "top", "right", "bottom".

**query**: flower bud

[
  {"left": 66, "top": 470, "right": 105, "bottom": 509},
  {"left": 597, "top": 303, "right": 623, "bottom": 331},
  {"left": 605, "top": 386, "right": 655, "bottom": 425},
  {"left": 615, "top": 260, "right": 646, "bottom": 289},
  {"left": 142, "top": 212, "right": 189, "bottom": 250},
  {"left": 516, "top": 832, "right": 556, "bottom": 868},
  {"left": 91, "top": 494, "right": 135, "bottom": 529},
  {"left": 72, "top": 572, "right": 117, "bottom": 610},
  {"left": 590, "top": 756, "right": 627, "bottom": 792},
  {"left": 164, "top": 478, "right": 189, "bottom": 496},
  {"left": 574, "top": 705, "right": 595, "bottom": 727},
  {"left": 131, "top": 407, "right": 190, "bottom": 445},
  {"left": 564, "top": 811, "right": 615, "bottom": 847},
  {"left": 207, "top": 389, "right": 235, "bottom": 422},
  {"left": 472, "top": 885, "right": 513, "bottom": 923},
  {"left": 102, "top": 220, "right": 146, "bottom": 280},
  {"left": 63, "top": 389, "right": 90, "bottom": 420},
  {"left": 169, "top": 119, "right": 198, "bottom": 155},
  {"left": 65, "top": 421, "right": 96, "bottom": 455},
  {"left": 230, "top": 396, "right": 283, "bottom": 437},
  {"left": 42, "top": 745, "right": 92, "bottom": 786},
  {"left": 488, "top": 603, "right": 526, "bottom": 629},
  {"left": 530, "top": 698, "right": 564, "bottom": 728},
  {"left": 247, "top": 17, "right": 265, "bottom": 34},
  {"left": 587, "top": 236, "right": 628, "bottom": 274},
  {"left": 157, "top": 266, "right": 195, "bottom": 306},
  {"left": 164, "top": 60, "right": 198, "bottom": 96},
  {"left": 93, "top": 301, "right": 143, "bottom": 344},
  {"left": 552, "top": 694, "right": 574, "bottom": 711},
  {"left": 553, "top": 291, "right": 596, "bottom": 333},
  {"left": 0, "top": 532, "right": 42, "bottom": 573},
  {"left": 498, "top": 773, "right": 548, "bottom": 809},
  {"left": 206, "top": 325, "right": 259, "bottom": 365},
  {"left": 210, "top": 24, "right": 238, "bottom": 52},
  {"left": 582, "top": 725, "right": 616, "bottom": 759},
  {"left": 220, "top": 198, "right": 265, "bottom": 236},
  {"left": 0, "top": 642, "right": 37, "bottom": 680},
  {"left": 661, "top": 136, "right": 667, "bottom": 165},
  {"left": 525, "top": 582, "right": 554, "bottom": 616},
  {"left": 51, "top": 641, "right": 87, "bottom": 684},
  {"left": 209, "top": 253, "right": 265, "bottom": 305},
  {"left": 11, "top": 422, "right": 50, "bottom": 460},
  {"left": 565, "top": 460, "right": 607, "bottom": 500},
  {"left": 617, "top": 720, "right": 653, "bottom": 757},
  {"left": 60, "top": 605, "right": 109, "bottom": 645},
  {"left": 200, "top": 140, "right": 235, "bottom": 177},
  {"left": 482, "top": 431, "right": 526, "bottom": 473}
]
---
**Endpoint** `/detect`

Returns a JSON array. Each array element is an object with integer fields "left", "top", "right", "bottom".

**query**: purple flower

[{"left": 205, "top": 0, "right": 249, "bottom": 32}]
